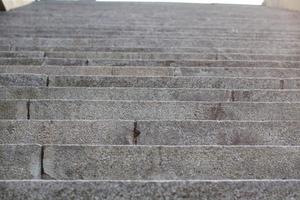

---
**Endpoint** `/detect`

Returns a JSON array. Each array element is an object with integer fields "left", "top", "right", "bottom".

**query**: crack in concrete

[
  {"left": 26, "top": 100, "right": 30, "bottom": 120},
  {"left": 133, "top": 121, "right": 141, "bottom": 145}
]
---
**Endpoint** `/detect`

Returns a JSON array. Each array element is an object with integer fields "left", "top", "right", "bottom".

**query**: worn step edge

[
  {"left": 42, "top": 145, "right": 300, "bottom": 180},
  {"left": 26, "top": 100, "right": 300, "bottom": 120},
  {"left": 1, "top": 119, "right": 300, "bottom": 145},
  {"left": 0, "top": 180, "right": 299, "bottom": 200},
  {"left": 2, "top": 87, "right": 300, "bottom": 102},
  {"left": 2, "top": 65, "right": 300, "bottom": 78}
]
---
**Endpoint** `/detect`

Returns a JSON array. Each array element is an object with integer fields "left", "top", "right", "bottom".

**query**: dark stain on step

[
  {"left": 40, "top": 146, "right": 55, "bottom": 180},
  {"left": 26, "top": 100, "right": 30, "bottom": 120},
  {"left": 133, "top": 121, "right": 141, "bottom": 145},
  {"left": 230, "top": 90, "right": 235, "bottom": 102},
  {"left": 165, "top": 60, "right": 175, "bottom": 67},
  {"left": 46, "top": 76, "right": 50, "bottom": 87},
  {"left": 209, "top": 103, "right": 226, "bottom": 120},
  {"left": 280, "top": 80, "right": 284, "bottom": 89}
]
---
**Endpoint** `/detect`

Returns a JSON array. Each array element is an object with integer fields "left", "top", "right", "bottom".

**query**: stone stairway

[{"left": 1, "top": 1, "right": 300, "bottom": 199}]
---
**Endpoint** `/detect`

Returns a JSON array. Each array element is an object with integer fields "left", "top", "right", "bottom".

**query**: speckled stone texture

[
  {"left": 0, "top": 100, "right": 27, "bottom": 119},
  {"left": 1, "top": 0, "right": 300, "bottom": 199},
  {"left": 0, "top": 180, "right": 300, "bottom": 200},
  {"left": 43, "top": 145, "right": 300, "bottom": 180},
  {"left": 29, "top": 100, "right": 300, "bottom": 120},
  {"left": 0, "top": 144, "right": 41, "bottom": 179}
]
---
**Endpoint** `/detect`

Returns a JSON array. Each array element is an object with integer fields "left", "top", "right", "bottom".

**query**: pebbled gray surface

[
  {"left": 29, "top": 100, "right": 300, "bottom": 121},
  {"left": 0, "top": 120, "right": 134, "bottom": 145},
  {"left": 0, "top": 144, "right": 41, "bottom": 180},
  {"left": 0, "top": 180, "right": 299, "bottom": 200},
  {"left": 2, "top": 87, "right": 300, "bottom": 102},
  {"left": 43, "top": 145, "right": 300, "bottom": 180}
]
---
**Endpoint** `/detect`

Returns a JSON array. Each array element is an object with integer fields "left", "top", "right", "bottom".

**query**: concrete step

[
  {"left": 4, "top": 51, "right": 300, "bottom": 61},
  {"left": 26, "top": 100, "right": 300, "bottom": 120},
  {"left": 0, "top": 180, "right": 299, "bottom": 199},
  {"left": 2, "top": 57, "right": 300, "bottom": 68},
  {"left": 2, "top": 15, "right": 299, "bottom": 27},
  {"left": 0, "top": 120, "right": 133, "bottom": 145},
  {"left": 0, "top": 73, "right": 47, "bottom": 87},
  {"left": 3, "top": 27, "right": 300, "bottom": 40},
  {"left": 49, "top": 76, "right": 299, "bottom": 89},
  {"left": 3, "top": 73, "right": 299, "bottom": 89},
  {"left": 10, "top": 46, "right": 300, "bottom": 55},
  {"left": 2, "top": 31, "right": 300, "bottom": 41},
  {"left": 1, "top": 21, "right": 300, "bottom": 31},
  {"left": 2, "top": 87, "right": 300, "bottom": 102},
  {"left": 42, "top": 145, "right": 300, "bottom": 180},
  {"left": 3, "top": 37, "right": 300, "bottom": 49},
  {"left": 1, "top": 120, "right": 300, "bottom": 145},
  {"left": 0, "top": 144, "right": 41, "bottom": 180},
  {"left": 0, "top": 51, "right": 44, "bottom": 58},
  {"left": 0, "top": 100, "right": 28, "bottom": 120},
  {"left": 3, "top": 66, "right": 300, "bottom": 78}
]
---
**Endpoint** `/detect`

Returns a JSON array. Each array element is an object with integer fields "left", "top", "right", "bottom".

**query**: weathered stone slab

[
  {"left": 0, "top": 73, "right": 47, "bottom": 87},
  {"left": 0, "top": 100, "right": 27, "bottom": 119},
  {"left": 43, "top": 51, "right": 300, "bottom": 61},
  {"left": 0, "top": 144, "right": 41, "bottom": 179},
  {"left": 2, "top": 87, "right": 231, "bottom": 102},
  {"left": 3, "top": 87, "right": 300, "bottom": 102},
  {"left": 3, "top": 65, "right": 300, "bottom": 78},
  {"left": 1, "top": 120, "right": 300, "bottom": 145},
  {"left": 49, "top": 76, "right": 290, "bottom": 89},
  {"left": 0, "top": 66, "right": 173, "bottom": 76},
  {"left": 43, "top": 145, "right": 300, "bottom": 180},
  {"left": 136, "top": 120, "right": 300, "bottom": 145},
  {"left": 5, "top": 37, "right": 300, "bottom": 49},
  {"left": 0, "top": 120, "right": 133, "bottom": 145},
  {"left": 30, "top": 100, "right": 300, "bottom": 120},
  {"left": 0, "top": 180, "right": 300, "bottom": 200}
]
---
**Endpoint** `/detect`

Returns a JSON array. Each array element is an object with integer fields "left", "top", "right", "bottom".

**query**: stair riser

[
  {"left": 3, "top": 39, "right": 300, "bottom": 49},
  {"left": 10, "top": 46, "right": 300, "bottom": 55},
  {"left": 2, "top": 58, "right": 300, "bottom": 68},
  {"left": 49, "top": 76, "right": 299, "bottom": 89},
  {"left": 26, "top": 101, "right": 300, "bottom": 120},
  {"left": 2, "top": 32, "right": 300, "bottom": 41},
  {"left": 0, "top": 145, "right": 41, "bottom": 180},
  {"left": 2, "top": 66, "right": 300, "bottom": 78},
  {"left": 1, "top": 120, "right": 300, "bottom": 145},
  {"left": 0, "top": 180, "right": 299, "bottom": 200},
  {"left": 0, "top": 120, "right": 134, "bottom": 145},
  {"left": 0, "top": 74, "right": 47, "bottom": 87},
  {"left": 43, "top": 145, "right": 300, "bottom": 180},
  {"left": 2, "top": 87, "right": 300, "bottom": 102},
  {"left": 3, "top": 51, "right": 300, "bottom": 61},
  {"left": 0, "top": 100, "right": 27, "bottom": 120}
]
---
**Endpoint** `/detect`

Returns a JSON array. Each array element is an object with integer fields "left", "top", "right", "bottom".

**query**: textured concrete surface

[
  {"left": 136, "top": 120, "right": 300, "bottom": 145},
  {"left": 43, "top": 145, "right": 300, "bottom": 180},
  {"left": 3, "top": 66, "right": 300, "bottom": 77},
  {"left": 1, "top": 120, "right": 300, "bottom": 145},
  {"left": 0, "top": 120, "right": 134, "bottom": 145},
  {"left": 0, "top": 180, "right": 300, "bottom": 200},
  {"left": 0, "top": 144, "right": 41, "bottom": 179},
  {"left": 29, "top": 100, "right": 300, "bottom": 120},
  {"left": 0, "top": 100, "right": 27, "bottom": 119},
  {"left": 1, "top": 1, "right": 300, "bottom": 198},
  {"left": 0, "top": 73, "right": 47, "bottom": 87},
  {"left": 49, "top": 76, "right": 296, "bottom": 89},
  {"left": 2, "top": 87, "right": 300, "bottom": 102}
]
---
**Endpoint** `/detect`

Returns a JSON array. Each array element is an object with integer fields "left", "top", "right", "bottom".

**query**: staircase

[{"left": 1, "top": 1, "right": 300, "bottom": 199}]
